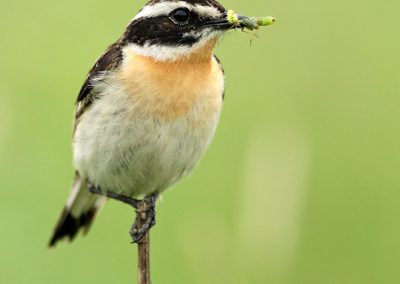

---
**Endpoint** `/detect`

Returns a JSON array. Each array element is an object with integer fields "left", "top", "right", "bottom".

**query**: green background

[{"left": 1, "top": 0, "right": 399, "bottom": 283}]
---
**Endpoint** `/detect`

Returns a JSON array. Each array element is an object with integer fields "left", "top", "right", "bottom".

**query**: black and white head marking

[
  {"left": 75, "top": 0, "right": 232, "bottom": 115},
  {"left": 121, "top": 0, "right": 229, "bottom": 61}
]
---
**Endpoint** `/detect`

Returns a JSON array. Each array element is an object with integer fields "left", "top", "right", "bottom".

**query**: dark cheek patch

[{"left": 123, "top": 16, "right": 201, "bottom": 46}]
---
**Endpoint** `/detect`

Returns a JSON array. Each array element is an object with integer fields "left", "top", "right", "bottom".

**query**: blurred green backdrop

[{"left": 1, "top": 0, "right": 399, "bottom": 283}]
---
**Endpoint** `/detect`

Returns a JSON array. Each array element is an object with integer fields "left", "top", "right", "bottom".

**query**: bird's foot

[
  {"left": 130, "top": 195, "right": 157, "bottom": 243},
  {"left": 88, "top": 186, "right": 157, "bottom": 244}
]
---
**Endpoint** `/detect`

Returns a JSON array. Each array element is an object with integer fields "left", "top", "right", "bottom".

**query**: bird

[{"left": 49, "top": 0, "right": 251, "bottom": 247}]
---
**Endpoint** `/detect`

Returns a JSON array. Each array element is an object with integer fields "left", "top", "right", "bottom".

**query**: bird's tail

[{"left": 49, "top": 172, "right": 105, "bottom": 247}]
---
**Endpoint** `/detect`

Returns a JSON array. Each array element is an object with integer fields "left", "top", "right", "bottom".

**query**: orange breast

[{"left": 117, "top": 44, "right": 224, "bottom": 120}]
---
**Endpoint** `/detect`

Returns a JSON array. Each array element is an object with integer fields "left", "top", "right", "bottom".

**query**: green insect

[
  {"left": 227, "top": 9, "right": 240, "bottom": 27},
  {"left": 256, "top": 16, "right": 276, "bottom": 27},
  {"left": 239, "top": 16, "right": 259, "bottom": 31},
  {"left": 227, "top": 9, "right": 275, "bottom": 31},
  {"left": 227, "top": 10, "right": 275, "bottom": 45}
]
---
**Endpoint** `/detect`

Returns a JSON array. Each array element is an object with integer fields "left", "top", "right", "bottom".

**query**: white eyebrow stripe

[{"left": 133, "top": 1, "right": 222, "bottom": 20}]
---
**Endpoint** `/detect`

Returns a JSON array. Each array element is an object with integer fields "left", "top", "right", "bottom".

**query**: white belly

[{"left": 73, "top": 76, "right": 223, "bottom": 198}]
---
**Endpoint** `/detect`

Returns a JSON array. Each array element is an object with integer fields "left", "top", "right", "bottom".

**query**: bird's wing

[
  {"left": 74, "top": 40, "right": 124, "bottom": 130},
  {"left": 213, "top": 54, "right": 226, "bottom": 99},
  {"left": 50, "top": 42, "right": 125, "bottom": 246}
]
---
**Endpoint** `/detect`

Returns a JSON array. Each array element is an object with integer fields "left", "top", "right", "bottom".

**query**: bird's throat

[{"left": 117, "top": 43, "right": 223, "bottom": 120}]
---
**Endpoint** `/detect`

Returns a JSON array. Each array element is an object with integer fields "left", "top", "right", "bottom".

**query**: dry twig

[{"left": 136, "top": 201, "right": 151, "bottom": 284}]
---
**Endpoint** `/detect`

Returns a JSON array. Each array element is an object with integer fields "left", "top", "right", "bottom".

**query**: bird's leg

[
  {"left": 130, "top": 195, "right": 157, "bottom": 243},
  {"left": 89, "top": 186, "right": 157, "bottom": 243},
  {"left": 89, "top": 186, "right": 141, "bottom": 208}
]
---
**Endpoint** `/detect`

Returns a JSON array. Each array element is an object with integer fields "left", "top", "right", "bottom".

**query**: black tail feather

[{"left": 48, "top": 206, "right": 97, "bottom": 247}]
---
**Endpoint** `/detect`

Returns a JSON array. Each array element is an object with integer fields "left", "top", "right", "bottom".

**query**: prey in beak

[{"left": 202, "top": 9, "right": 276, "bottom": 31}]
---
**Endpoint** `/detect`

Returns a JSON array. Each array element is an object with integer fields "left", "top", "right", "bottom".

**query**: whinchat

[{"left": 49, "top": 0, "right": 269, "bottom": 246}]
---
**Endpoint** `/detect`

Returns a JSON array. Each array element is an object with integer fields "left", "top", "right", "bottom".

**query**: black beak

[{"left": 201, "top": 12, "right": 244, "bottom": 30}]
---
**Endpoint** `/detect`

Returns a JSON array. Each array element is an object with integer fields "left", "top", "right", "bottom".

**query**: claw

[
  {"left": 88, "top": 186, "right": 158, "bottom": 244},
  {"left": 130, "top": 195, "right": 157, "bottom": 243}
]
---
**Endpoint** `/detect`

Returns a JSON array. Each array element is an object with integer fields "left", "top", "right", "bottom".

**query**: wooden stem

[{"left": 136, "top": 202, "right": 151, "bottom": 284}]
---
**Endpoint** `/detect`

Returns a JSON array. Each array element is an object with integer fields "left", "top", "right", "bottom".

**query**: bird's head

[{"left": 121, "top": 0, "right": 241, "bottom": 62}]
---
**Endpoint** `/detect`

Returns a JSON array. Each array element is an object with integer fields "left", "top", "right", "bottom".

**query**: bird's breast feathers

[
  {"left": 119, "top": 42, "right": 224, "bottom": 120},
  {"left": 73, "top": 48, "right": 225, "bottom": 197}
]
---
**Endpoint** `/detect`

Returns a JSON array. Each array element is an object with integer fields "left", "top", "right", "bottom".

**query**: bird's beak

[{"left": 201, "top": 12, "right": 246, "bottom": 30}]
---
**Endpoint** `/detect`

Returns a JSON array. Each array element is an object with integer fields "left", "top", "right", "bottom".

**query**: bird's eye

[{"left": 169, "top": 8, "right": 190, "bottom": 25}]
